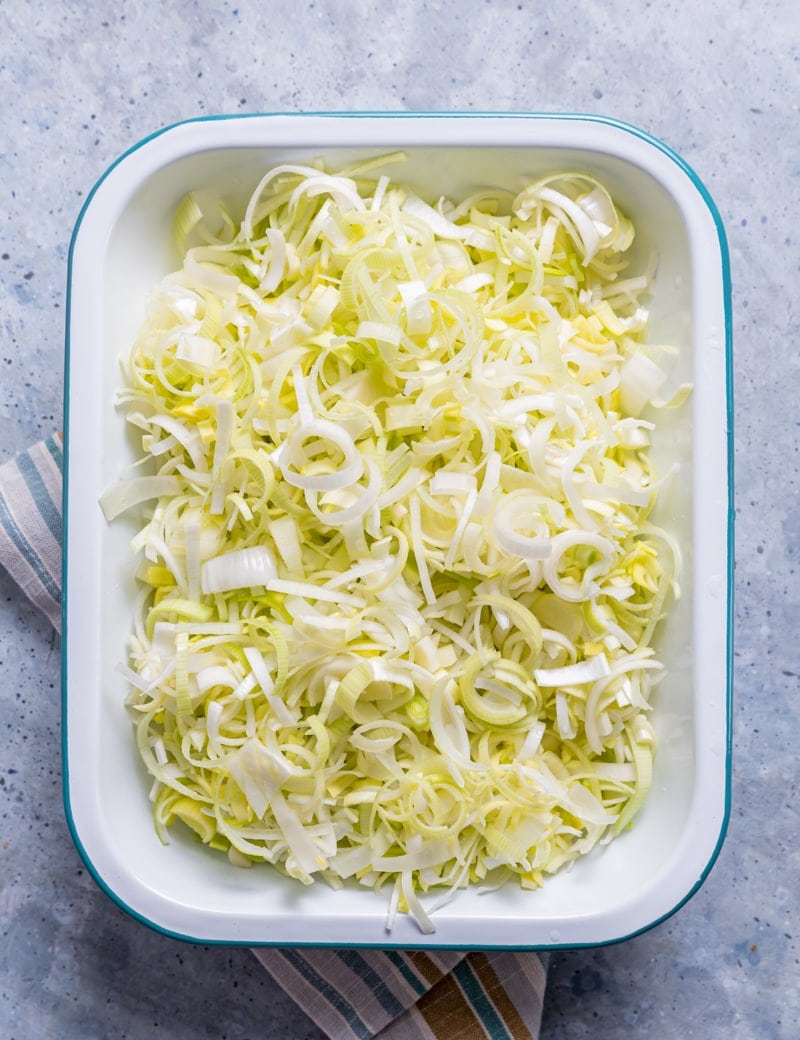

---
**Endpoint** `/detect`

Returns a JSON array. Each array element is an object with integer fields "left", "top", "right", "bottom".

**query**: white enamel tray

[{"left": 63, "top": 113, "right": 732, "bottom": 948}]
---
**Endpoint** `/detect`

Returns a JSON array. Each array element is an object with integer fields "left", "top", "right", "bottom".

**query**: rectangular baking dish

[{"left": 63, "top": 112, "right": 732, "bottom": 949}]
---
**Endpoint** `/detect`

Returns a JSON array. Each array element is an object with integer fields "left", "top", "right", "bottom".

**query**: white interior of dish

[{"left": 64, "top": 115, "right": 729, "bottom": 947}]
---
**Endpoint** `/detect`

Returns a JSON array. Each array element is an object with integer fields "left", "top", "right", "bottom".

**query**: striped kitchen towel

[
  {"left": 0, "top": 433, "right": 63, "bottom": 628},
  {"left": 0, "top": 436, "right": 549, "bottom": 1040},
  {"left": 251, "top": 947, "right": 548, "bottom": 1039}
]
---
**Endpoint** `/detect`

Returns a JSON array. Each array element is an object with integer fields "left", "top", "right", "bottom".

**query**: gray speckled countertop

[{"left": 1, "top": 2, "right": 798, "bottom": 1038}]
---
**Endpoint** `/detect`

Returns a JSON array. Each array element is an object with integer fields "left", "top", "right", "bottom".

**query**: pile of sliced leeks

[{"left": 100, "top": 154, "right": 688, "bottom": 933}]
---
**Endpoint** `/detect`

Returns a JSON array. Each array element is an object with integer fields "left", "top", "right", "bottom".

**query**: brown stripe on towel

[
  {"left": 469, "top": 952, "right": 534, "bottom": 1039},
  {"left": 416, "top": 968, "right": 488, "bottom": 1040}
]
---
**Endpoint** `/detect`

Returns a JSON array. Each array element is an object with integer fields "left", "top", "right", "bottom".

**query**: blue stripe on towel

[
  {"left": 278, "top": 948, "right": 373, "bottom": 1040},
  {"left": 45, "top": 433, "right": 63, "bottom": 473},
  {"left": 16, "top": 450, "right": 63, "bottom": 547},
  {"left": 453, "top": 955, "right": 514, "bottom": 1040},
  {"left": 0, "top": 487, "right": 62, "bottom": 605},
  {"left": 385, "top": 949, "right": 428, "bottom": 997},
  {"left": 335, "top": 949, "right": 407, "bottom": 1018}
]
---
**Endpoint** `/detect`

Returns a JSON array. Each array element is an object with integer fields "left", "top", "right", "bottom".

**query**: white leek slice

[
  {"left": 200, "top": 546, "right": 277, "bottom": 594},
  {"left": 535, "top": 653, "right": 610, "bottom": 687},
  {"left": 99, "top": 476, "right": 182, "bottom": 521}
]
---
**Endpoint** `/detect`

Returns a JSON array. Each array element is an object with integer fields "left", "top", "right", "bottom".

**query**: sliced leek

[{"left": 107, "top": 158, "right": 687, "bottom": 932}]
